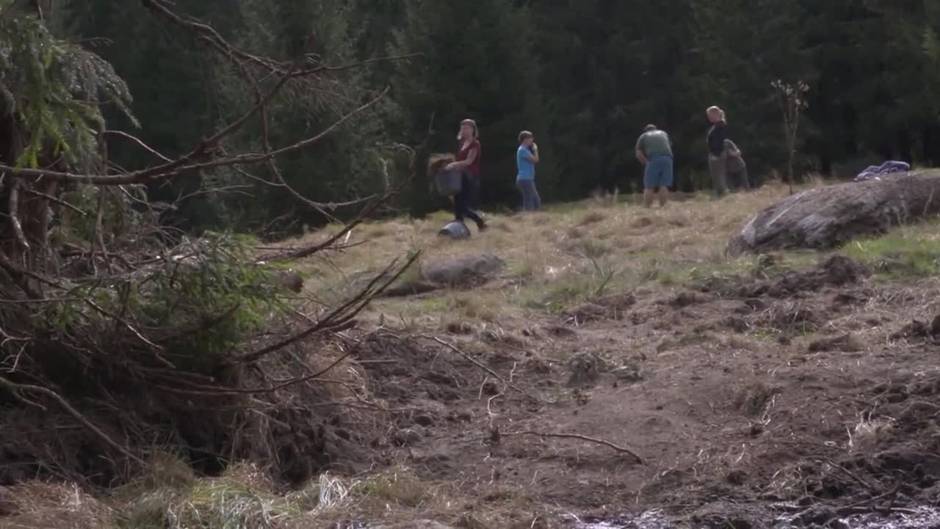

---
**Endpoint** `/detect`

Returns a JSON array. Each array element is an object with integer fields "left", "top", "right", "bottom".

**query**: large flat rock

[{"left": 420, "top": 253, "right": 505, "bottom": 287}]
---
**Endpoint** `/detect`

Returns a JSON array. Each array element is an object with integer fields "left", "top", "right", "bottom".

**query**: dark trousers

[
  {"left": 454, "top": 172, "right": 484, "bottom": 226},
  {"left": 466, "top": 173, "right": 481, "bottom": 209}
]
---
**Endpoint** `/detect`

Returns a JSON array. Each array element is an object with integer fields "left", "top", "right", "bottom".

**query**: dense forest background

[{"left": 60, "top": 0, "right": 940, "bottom": 230}]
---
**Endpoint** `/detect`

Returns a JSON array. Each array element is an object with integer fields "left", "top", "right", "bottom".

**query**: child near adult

[
  {"left": 723, "top": 139, "right": 750, "bottom": 191},
  {"left": 706, "top": 106, "right": 730, "bottom": 197},
  {"left": 445, "top": 119, "right": 486, "bottom": 231},
  {"left": 635, "top": 124, "right": 674, "bottom": 207},
  {"left": 516, "top": 131, "right": 541, "bottom": 211}
]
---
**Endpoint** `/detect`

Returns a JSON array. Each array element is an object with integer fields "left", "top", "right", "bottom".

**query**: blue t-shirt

[{"left": 516, "top": 145, "right": 535, "bottom": 180}]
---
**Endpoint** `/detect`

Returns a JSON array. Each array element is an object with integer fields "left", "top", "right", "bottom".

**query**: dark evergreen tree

[{"left": 57, "top": 0, "right": 940, "bottom": 216}]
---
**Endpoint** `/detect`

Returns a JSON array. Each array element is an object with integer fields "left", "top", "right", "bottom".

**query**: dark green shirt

[{"left": 636, "top": 130, "right": 673, "bottom": 158}]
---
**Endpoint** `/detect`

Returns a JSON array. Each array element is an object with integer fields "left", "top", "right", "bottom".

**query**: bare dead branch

[
  {"left": 23, "top": 188, "right": 87, "bottom": 216},
  {"left": 423, "top": 336, "right": 544, "bottom": 404},
  {"left": 103, "top": 130, "right": 173, "bottom": 162},
  {"left": 8, "top": 179, "right": 28, "bottom": 250},
  {"left": 143, "top": 0, "right": 420, "bottom": 78},
  {"left": 0, "top": 248, "right": 42, "bottom": 298},
  {"left": 0, "top": 375, "right": 145, "bottom": 465},
  {"left": 83, "top": 298, "right": 163, "bottom": 352},
  {"left": 258, "top": 194, "right": 385, "bottom": 263},
  {"left": 501, "top": 430, "right": 644, "bottom": 464},
  {"left": 142, "top": 0, "right": 284, "bottom": 75},
  {"left": 0, "top": 87, "right": 389, "bottom": 185},
  {"left": 292, "top": 52, "right": 424, "bottom": 76},
  {"left": 236, "top": 251, "right": 419, "bottom": 364},
  {"left": 156, "top": 350, "right": 354, "bottom": 396}
]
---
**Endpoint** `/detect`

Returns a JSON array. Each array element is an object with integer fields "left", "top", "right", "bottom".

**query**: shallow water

[
  {"left": 571, "top": 511, "right": 671, "bottom": 529},
  {"left": 573, "top": 506, "right": 940, "bottom": 529},
  {"left": 810, "top": 507, "right": 940, "bottom": 529}
]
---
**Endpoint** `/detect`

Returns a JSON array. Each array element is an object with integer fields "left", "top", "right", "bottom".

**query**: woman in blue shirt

[{"left": 516, "top": 131, "right": 541, "bottom": 211}]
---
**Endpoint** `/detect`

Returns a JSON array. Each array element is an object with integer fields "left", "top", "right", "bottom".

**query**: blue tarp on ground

[{"left": 855, "top": 161, "right": 910, "bottom": 182}]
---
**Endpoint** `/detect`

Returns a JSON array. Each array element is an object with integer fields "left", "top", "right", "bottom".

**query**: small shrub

[{"left": 42, "top": 234, "right": 282, "bottom": 365}]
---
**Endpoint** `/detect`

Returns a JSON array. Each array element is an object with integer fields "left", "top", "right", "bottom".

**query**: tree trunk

[{"left": 727, "top": 171, "right": 940, "bottom": 255}]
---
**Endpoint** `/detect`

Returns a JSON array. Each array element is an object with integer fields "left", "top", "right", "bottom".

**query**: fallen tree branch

[
  {"left": 236, "top": 251, "right": 419, "bottom": 364},
  {"left": 258, "top": 194, "right": 386, "bottom": 263},
  {"left": 422, "top": 335, "right": 544, "bottom": 404},
  {"left": 144, "top": 0, "right": 421, "bottom": 78},
  {"left": 23, "top": 187, "right": 88, "bottom": 216},
  {"left": 8, "top": 179, "right": 29, "bottom": 250},
  {"left": 0, "top": 86, "right": 389, "bottom": 185},
  {"left": 0, "top": 375, "right": 145, "bottom": 465},
  {"left": 104, "top": 129, "right": 173, "bottom": 162},
  {"left": 502, "top": 430, "right": 644, "bottom": 464},
  {"left": 155, "top": 350, "right": 354, "bottom": 396}
]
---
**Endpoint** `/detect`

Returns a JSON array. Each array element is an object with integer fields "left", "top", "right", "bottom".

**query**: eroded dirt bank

[{"left": 340, "top": 256, "right": 940, "bottom": 528}]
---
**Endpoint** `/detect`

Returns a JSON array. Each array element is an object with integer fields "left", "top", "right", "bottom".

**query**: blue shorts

[{"left": 644, "top": 155, "right": 674, "bottom": 189}]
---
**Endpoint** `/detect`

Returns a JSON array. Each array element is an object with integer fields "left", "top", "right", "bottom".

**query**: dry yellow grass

[
  {"left": 0, "top": 482, "right": 113, "bottom": 529},
  {"left": 287, "top": 184, "right": 806, "bottom": 326}
]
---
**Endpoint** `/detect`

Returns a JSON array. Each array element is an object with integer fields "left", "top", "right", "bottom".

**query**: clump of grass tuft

[
  {"left": 844, "top": 229, "right": 940, "bottom": 278},
  {"left": 526, "top": 257, "right": 621, "bottom": 312},
  {"left": 1, "top": 481, "right": 114, "bottom": 529},
  {"left": 116, "top": 463, "right": 310, "bottom": 529},
  {"left": 577, "top": 211, "right": 607, "bottom": 226},
  {"left": 451, "top": 293, "right": 497, "bottom": 322},
  {"left": 848, "top": 415, "right": 896, "bottom": 453},
  {"left": 355, "top": 471, "right": 430, "bottom": 508},
  {"left": 569, "top": 238, "right": 612, "bottom": 259},
  {"left": 734, "top": 381, "right": 779, "bottom": 418}
]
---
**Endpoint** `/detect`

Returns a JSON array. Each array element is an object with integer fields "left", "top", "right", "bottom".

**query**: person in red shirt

[{"left": 445, "top": 119, "right": 486, "bottom": 231}]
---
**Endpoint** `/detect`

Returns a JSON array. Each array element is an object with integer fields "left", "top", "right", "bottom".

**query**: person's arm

[
  {"left": 528, "top": 144, "right": 540, "bottom": 163},
  {"left": 635, "top": 136, "right": 648, "bottom": 165},
  {"left": 446, "top": 144, "right": 478, "bottom": 170}
]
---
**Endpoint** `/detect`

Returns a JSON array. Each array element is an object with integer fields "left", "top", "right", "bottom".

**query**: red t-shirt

[{"left": 456, "top": 140, "right": 481, "bottom": 177}]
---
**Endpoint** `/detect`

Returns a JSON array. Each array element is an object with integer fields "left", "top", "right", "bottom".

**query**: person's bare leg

[
  {"left": 644, "top": 188, "right": 654, "bottom": 208},
  {"left": 658, "top": 187, "right": 669, "bottom": 207}
]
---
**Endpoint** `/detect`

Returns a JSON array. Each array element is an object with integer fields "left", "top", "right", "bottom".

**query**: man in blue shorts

[{"left": 635, "top": 124, "right": 674, "bottom": 208}]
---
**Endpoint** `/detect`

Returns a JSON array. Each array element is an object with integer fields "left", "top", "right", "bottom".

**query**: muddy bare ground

[{"left": 340, "top": 256, "right": 940, "bottom": 528}]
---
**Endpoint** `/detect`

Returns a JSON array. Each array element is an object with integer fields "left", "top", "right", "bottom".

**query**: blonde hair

[
  {"left": 706, "top": 106, "right": 727, "bottom": 122},
  {"left": 458, "top": 118, "right": 478, "bottom": 141}
]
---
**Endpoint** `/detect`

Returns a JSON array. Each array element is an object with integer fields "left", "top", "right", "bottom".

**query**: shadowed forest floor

[{"left": 5, "top": 181, "right": 940, "bottom": 528}]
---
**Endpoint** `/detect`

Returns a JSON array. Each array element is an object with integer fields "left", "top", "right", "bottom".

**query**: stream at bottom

[{"left": 571, "top": 506, "right": 940, "bottom": 529}]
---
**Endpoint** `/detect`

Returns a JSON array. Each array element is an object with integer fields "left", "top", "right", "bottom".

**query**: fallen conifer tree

[{"left": 728, "top": 171, "right": 940, "bottom": 255}]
